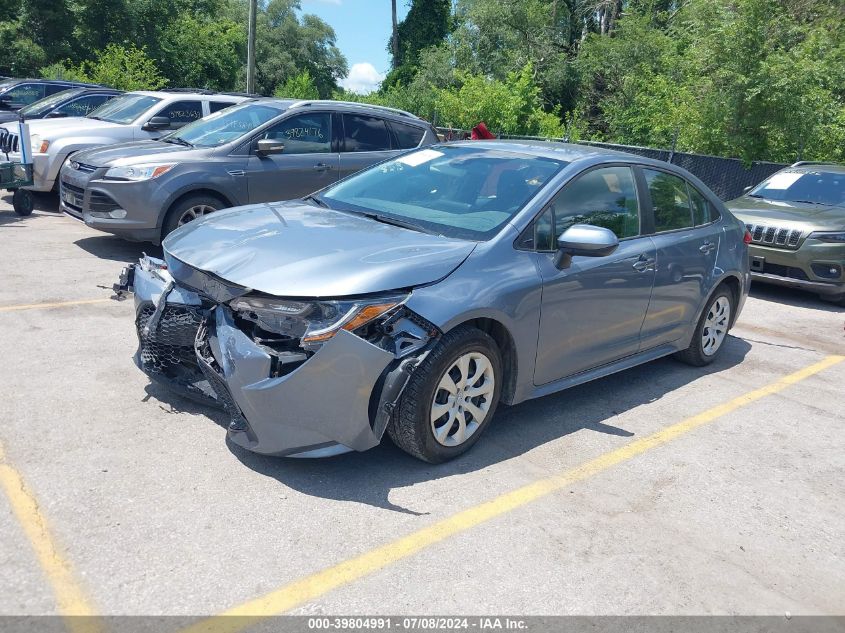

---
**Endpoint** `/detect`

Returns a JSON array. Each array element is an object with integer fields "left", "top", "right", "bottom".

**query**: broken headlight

[{"left": 228, "top": 294, "right": 407, "bottom": 347}]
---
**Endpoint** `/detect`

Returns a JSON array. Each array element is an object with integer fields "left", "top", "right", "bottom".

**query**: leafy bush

[
  {"left": 43, "top": 44, "right": 165, "bottom": 91},
  {"left": 276, "top": 70, "right": 320, "bottom": 100}
]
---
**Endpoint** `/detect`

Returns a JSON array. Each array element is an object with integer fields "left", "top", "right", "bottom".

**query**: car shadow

[
  {"left": 132, "top": 336, "right": 756, "bottom": 515},
  {"left": 749, "top": 282, "right": 842, "bottom": 313},
  {"left": 74, "top": 235, "right": 163, "bottom": 262},
  {"left": 0, "top": 191, "right": 60, "bottom": 225}
]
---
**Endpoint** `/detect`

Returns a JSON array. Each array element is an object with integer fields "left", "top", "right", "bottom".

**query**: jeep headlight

[
  {"left": 30, "top": 134, "right": 49, "bottom": 153},
  {"left": 104, "top": 163, "right": 176, "bottom": 181},
  {"left": 229, "top": 295, "right": 406, "bottom": 345},
  {"left": 809, "top": 231, "right": 845, "bottom": 244}
]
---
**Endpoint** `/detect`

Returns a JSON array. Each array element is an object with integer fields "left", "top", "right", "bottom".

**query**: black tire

[
  {"left": 12, "top": 189, "right": 34, "bottom": 216},
  {"left": 161, "top": 193, "right": 226, "bottom": 240},
  {"left": 387, "top": 325, "right": 503, "bottom": 463},
  {"left": 674, "top": 287, "right": 734, "bottom": 367}
]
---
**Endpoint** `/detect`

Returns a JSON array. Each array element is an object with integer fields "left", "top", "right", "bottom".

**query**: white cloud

[{"left": 341, "top": 62, "right": 385, "bottom": 95}]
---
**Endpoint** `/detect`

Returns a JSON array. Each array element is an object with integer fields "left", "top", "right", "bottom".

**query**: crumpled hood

[
  {"left": 726, "top": 196, "right": 845, "bottom": 231},
  {"left": 74, "top": 140, "right": 196, "bottom": 167},
  {"left": 162, "top": 201, "right": 477, "bottom": 298}
]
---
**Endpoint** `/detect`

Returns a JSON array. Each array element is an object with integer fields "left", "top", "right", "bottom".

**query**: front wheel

[
  {"left": 161, "top": 194, "right": 225, "bottom": 240},
  {"left": 674, "top": 288, "right": 733, "bottom": 366},
  {"left": 387, "top": 325, "right": 502, "bottom": 463},
  {"left": 12, "top": 189, "right": 34, "bottom": 216}
]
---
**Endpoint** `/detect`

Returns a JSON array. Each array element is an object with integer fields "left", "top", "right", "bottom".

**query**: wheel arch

[{"left": 443, "top": 316, "right": 519, "bottom": 405}]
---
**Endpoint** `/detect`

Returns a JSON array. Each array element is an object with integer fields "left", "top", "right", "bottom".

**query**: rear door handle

[
  {"left": 313, "top": 162, "right": 332, "bottom": 172},
  {"left": 699, "top": 241, "right": 716, "bottom": 254}
]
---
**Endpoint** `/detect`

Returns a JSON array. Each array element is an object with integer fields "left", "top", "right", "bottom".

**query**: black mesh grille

[
  {"left": 760, "top": 263, "right": 809, "bottom": 280},
  {"left": 136, "top": 303, "right": 204, "bottom": 376}
]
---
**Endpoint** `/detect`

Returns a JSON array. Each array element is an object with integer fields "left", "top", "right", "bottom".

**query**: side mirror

[
  {"left": 553, "top": 224, "right": 619, "bottom": 270},
  {"left": 256, "top": 138, "right": 285, "bottom": 157},
  {"left": 742, "top": 185, "right": 753, "bottom": 194},
  {"left": 142, "top": 116, "right": 171, "bottom": 131}
]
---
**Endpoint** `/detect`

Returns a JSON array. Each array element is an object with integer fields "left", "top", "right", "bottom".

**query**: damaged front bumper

[{"left": 120, "top": 256, "right": 436, "bottom": 457}]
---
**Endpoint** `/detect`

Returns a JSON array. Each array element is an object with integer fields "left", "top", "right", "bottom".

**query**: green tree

[
  {"left": 47, "top": 44, "right": 166, "bottom": 91},
  {"left": 276, "top": 69, "right": 320, "bottom": 99},
  {"left": 19, "top": 0, "right": 75, "bottom": 61},
  {"left": 158, "top": 14, "right": 244, "bottom": 90}
]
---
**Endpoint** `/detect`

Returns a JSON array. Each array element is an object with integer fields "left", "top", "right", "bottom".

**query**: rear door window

[
  {"left": 688, "top": 184, "right": 719, "bottom": 225},
  {"left": 342, "top": 114, "right": 391, "bottom": 152},
  {"left": 155, "top": 100, "right": 204, "bottom": 129},
  {"left": 261, "top": 112, "right": 331, "bottom": 154},
  {"left": 388, "top": 121, "right": 425, "bottom": 149},
  {"left": 644, "top": 169, "right": 693, "bottom": 232}
]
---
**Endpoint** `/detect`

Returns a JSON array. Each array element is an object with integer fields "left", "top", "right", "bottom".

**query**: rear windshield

[
  {"left": 87, "top": 94, "right": 161, "bottom": 124},
  {"left": 20, "top": 88, "right": 83, "bottom": 116},
  {"left": 163, "top": 102, "right": 282, "bottom": 148},
  {"left": 321, "top": 145, "right": 566, "bottom": 241},
  {"left": 750, "top": 170, "right": 845, "bottom": 206}
]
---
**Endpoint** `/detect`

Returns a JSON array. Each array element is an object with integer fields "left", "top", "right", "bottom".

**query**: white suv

[{"left": 0, "top": 90, "right": 248, "bottom": 192}]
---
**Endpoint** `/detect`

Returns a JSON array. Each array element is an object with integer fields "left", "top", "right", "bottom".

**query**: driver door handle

[
  {"left": 632, "top": 255, "right": 655, "bottom": 272},
  {"left": 699, "top": 241, "right": 716, "bottom": 254},
  {"left": 313, "top": 162, "right": 332, "bottom": 172}
]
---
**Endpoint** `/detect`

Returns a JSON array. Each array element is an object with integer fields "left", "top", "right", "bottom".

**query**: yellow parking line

[
  {"left": 180, "top": 354, "right": 844, "bottom": 633},
  {"left": 0, "top": 442, "right": 102, "bottom": 633},
  {"left": 0, "top": 298, "right": 113, "bottom": 313}
]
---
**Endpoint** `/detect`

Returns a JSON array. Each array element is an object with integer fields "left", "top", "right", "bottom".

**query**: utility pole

[
  {"left": 247, "top": 0, "right": 257, "bottom": 93},
  {"left": 391, "top": 0, "right": 399, "bottom": 68}
]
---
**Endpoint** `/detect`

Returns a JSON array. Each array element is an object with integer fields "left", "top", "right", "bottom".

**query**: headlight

[
  {"left": 30, "top": 134, "right": 49, "bottom": 153},
  {"left": 229, "top": 295, "right": 406, "bottom": 344},
  {"left": 104, "top": 163, "right": 176, "bottom": 181},
  {"left": 809, "top": 231, "right": 845, "bottom": 243}
]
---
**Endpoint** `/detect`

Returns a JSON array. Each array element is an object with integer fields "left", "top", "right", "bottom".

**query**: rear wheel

[
  {"left": 161, "top": 194, "right": 225, "bottom": 240},
  {"left": 674, "top": 288, "right": 733, "bottom": 366},
  {"left": 387, "top": 325, "right": 502, "bottom": 463}
]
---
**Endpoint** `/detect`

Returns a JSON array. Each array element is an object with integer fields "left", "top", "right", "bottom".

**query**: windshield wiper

[
  {"left": 747, "top": 194, "right": 764, "bottom": 198},
  {"left": 360, "top": 212, "right": 437, "bottom": 235},
  {"left": 303, "top": 194, "right": 329, "bottom": 208},
  {"left": 162, "top": 136, "right": 192, "bottom": 148},
  {"left": 791, "top": 199, "right": 827, "bottom": 205}
]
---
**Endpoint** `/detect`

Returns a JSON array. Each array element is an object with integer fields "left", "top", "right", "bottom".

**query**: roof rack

[
  {"left": 790, "top": 161, "right": 840, "bottom": 168},
  {"left": 219, "top": 91, "right": 262, "bottom": 98},
  {"left": 288, "top": 100, "right": 419, "bottom": 119},
  {"left": 161, "top": 88, "right": 216, "bottom": 95}
]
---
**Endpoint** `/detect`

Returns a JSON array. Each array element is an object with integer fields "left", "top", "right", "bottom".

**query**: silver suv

[
  {"left": 59, "top": 99, "right": 439, "bottom": 243},
  {"left": 0, "top": 90, "right": 249, "bottom": 193}
]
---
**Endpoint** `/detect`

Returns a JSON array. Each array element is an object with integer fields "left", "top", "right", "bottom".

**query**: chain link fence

[{"left": 435, "top": 128, "right": 788, "bottom": 201}]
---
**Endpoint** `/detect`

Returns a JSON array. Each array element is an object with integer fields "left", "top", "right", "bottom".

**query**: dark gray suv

[{"left": 60, "top": 99, "right": 439, "bottom": 243}]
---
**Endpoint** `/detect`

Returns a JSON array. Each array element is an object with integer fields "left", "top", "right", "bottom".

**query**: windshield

[
  {"left": 162, "top": 102, "right": 282, "bottom": 148},
  {"left": 87, "top": 93, "right": 161, "bottom": 124},
  {"left": 321, "top": 145, "right": 566, "bottom": 240},
  {"left": 750, "top": 169, "right": 845, "bottom": 206},
  {"left": 20, "top": 88, "right": 82, "bottom": 116}
]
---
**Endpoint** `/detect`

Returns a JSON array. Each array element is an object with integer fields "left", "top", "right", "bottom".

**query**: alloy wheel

[
  {"left": 430, "top": 351, "right": 496, "bottom": 447},
  {"left": 178, "top": 204, "right": 216, "bottom": 226},
  {"left": 702, "top": 296, "right": 731, "bottom": 356}
]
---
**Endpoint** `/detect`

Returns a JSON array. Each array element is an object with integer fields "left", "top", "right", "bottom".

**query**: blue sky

[{"left": 299, "top": 0, "right": 410, "bottom": 93}]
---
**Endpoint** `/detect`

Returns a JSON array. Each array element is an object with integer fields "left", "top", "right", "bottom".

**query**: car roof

[
  {"left": 130, "top": 91, "right": 247, "bottom": 101},
  {"left": 1, "top": 78, "right": 102, "bottom": 87},
  {"left": 243, "top": 97, "right": 427, "bottom": 124},
  {"left": 785, "top": 162, "right": 845, "bottom": 174},
  {"left": 445, "top": 139, "right": 652, "bottom": 163}
]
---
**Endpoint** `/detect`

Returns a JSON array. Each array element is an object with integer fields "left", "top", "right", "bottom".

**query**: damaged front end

[{"left": 118, "top": 255, "right": 439, "bottom": 457}]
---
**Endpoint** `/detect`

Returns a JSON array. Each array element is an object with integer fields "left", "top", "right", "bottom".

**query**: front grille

[
  {"left": 136, "top": 302, "right": 205, "bottom": 376},
  {"left": 745, "top": 223, "right": 803, "bottom": 250},
  {"left": 760, "top": 263, "right": 809, "bottom": 281},
  {"left": 195, "top": 320, "right": 249, "bottom": 432},
  {"left": 60, "top": 180, "right": 84, "bottom": 212},
  {"left": 74, "top": 162, "right": 97, "bottom": 174},
  {"left": 0, "top": 130, "right": 19, "bottom": 154}
]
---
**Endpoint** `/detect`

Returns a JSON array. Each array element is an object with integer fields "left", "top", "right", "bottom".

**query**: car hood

[
  {"left": 726, "top": 196, "right": 845, "bottom": 231},
  {"left": 162, "top": 201, "right": 477, "bottom": 298},
  {"left": 74, "top": 140, "right": 198, "bottom": 166},
  {"left": 1, "top": 116, "right": 127, "bottom": 138}
]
